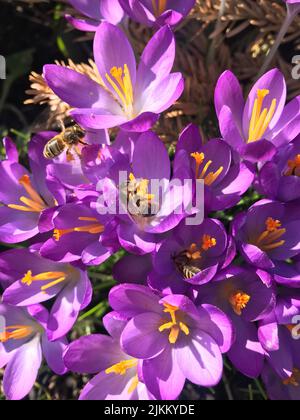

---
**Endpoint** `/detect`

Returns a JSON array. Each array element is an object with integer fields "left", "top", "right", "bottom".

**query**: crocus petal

[
  {"left": 43, "top": 65, "right": 118, "bottom": 110},
  {"left": 69, "top": 0, "right": 102, "bottom": 20},
  {"left": 71, "top": 108, "right": 126, "bottom": 130},
  {"left": 47, "top": 275, "right": 91, "bottom": 340},
  {"left": 136, "top": 25, "right": 175, "bottom": 92},
  {"left": 0, "top": 206, "right": 39, "bottom": 243},
  {"left": 94, "top": 22, "right": 136, "bottom": 94},
  {"left": 100, "top": 0, "right": 124, "bottom": 24},
  {"left": 64, "top": 334, "right": 124, "bottom": 374},
  {"left": 142, "top": 346, "right": 185, "bottom": 400},
  {"left": 109, "top": 283, "right": 162, "bottom": 317},
  {"left": 214, "top": 70, "right": 244, "bottom": 132},
  {"left": 65, "top": 15, "right": 100, "bottom": 31},
  {"left": 3, "top": 335, "right": 42, "bottom": 400},
  {"left": 42, "top": 336, "right": 68, "bottom": 375},
  {"left": 121, "top": 312, "right": 168, "bottom": 359},
  {"left": 132, "top": 131, "right": 170, "bottom": 180},
  {"left": 137, "top": 72, "right": 184, "bottom": 114},
  {"left": 79, "top": 369, "right": 137, "bottom": 400},
  {"left": 120, "top": 112, "right": 160, "bottom": 132},
  {"left": 176, "top": 331, "right": 223, "bottom": 387},
  {"left": 228, "top": 316, "right": 265, "bottom": 378}
]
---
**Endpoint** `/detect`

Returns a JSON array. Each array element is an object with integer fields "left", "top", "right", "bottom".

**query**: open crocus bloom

[
  {"left": 0, "top": 135, "right": 65, "bottom": 243},
  {"left": 174, "top": 124, "right": 254, "bottom": 212},
  {"left": 197, "top": 266, "right": 275, "bottom": 378},
  {"left": 0, "top": 249, "right": 92, "bottom": 340},
  {"left": 64, "top": 312, "right": 153, "bottom": 400},
  {"left": 40, "top": 202, "right": 118, "bottom": 266},
  {"left": 66, "top": 0, "right": 124, "bottom": 31},
  {"left": 44, "top": 23, "right": 184, "bottom": 133},
  {"left": 109, "top": 284, "right": 233, "bottom": 400},
  {"left": 215, "top": 69, "right": 300, "bottom": 163},
  {"left": 232, "top": 199, "right": 300, "bottom": 270},
  {"left": 148, "top": 218, "right": 235, "bottom": 294},
  {"left": 96, "top": 131, "right": 192, "bottom": 255},
  {"left": 258, "top": 135, "right": 300, "bottom": 202},
  {"left": 119, "top": 0, "right": 195, "bottom": 28},
  {"left": 0, "top": 303, "right": 67, "bottom": 400}
]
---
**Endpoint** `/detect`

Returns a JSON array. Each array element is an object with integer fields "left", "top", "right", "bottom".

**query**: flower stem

[{"left": 258, "top": 7, "right": 297, "bottom": 77}]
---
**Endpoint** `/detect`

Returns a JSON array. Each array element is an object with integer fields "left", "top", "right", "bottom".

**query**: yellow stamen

[
  {"left": 105, "top": 65, "right": 133, "bottom": 112},
  {"left": 8, "top": 175, "right": 46, "bottom": 213},
  {"left": 21, "top": 270, "right": 66, "bottom": 293},
  {"left": 283, "top": 369, "right": 300, "bottom": 387},
  {"left": 152, "top": 0, "right": 167, "bottom": 16},
  {"left": 202, "top": 234, "right": 217, "bottom": 251},
  {"left": 158, "top": 302, "right": 190, "bottom": 344},
  {"left": 285, "top": 154, "right": 300, "bottom": 177},
  {"left": 0, "top": 325, "right": 33, "bottom": 343},
  {"left": 186, "top": 243, "right": 202, "bottom": 260},
  {"left": 248, "top": 89, "right": 277, "bottom": 143},
  {"left": 105, "top": 359, "right": 138, "bottom": 376},
  {"left": 229, "top": 291, "right": 251, "bottom": 316},
  {"left": 128, "top": 375, "right": 139, "bottom": 394},
  {"left": 53, "top": 217, "right": 104, "bottom": 241},
  {"left": 255, "top": 217, "right": 286, "bottom": 252},
  {"left": 190, "top": 153, "right": 223, "bottom": 186}
]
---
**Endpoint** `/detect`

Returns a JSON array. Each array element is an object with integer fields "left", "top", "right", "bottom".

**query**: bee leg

[
  {"left": 66, "top": 148, "right": 75, "bottom": 162},
  {"left": 78, "top": 140, "right": 88, "bottom": 146}
]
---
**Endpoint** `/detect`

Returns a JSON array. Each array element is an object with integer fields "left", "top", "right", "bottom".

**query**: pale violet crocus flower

[{"left": 43, "top": 23, "right": 184, "bottom": 133}]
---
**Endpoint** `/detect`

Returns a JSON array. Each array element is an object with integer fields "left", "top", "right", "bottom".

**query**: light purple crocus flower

[
  {"left": 0, "top": 135, "right": 65, "bottom": 243},
  {"left": 196, "top": 266, "right": 276, "bottom": 378},
  {"left": 96, "top": 131, "right": 192, "bottom": 255},
  {"left": 148, "top": 218, "right": 235, "bottom": 294},
  {"left": 173, "top": 124, "right": 255, "bottom": 213},
  {"left": 44, "top": 23, "right": 184, "bottom": 133},
  {"left": 66, "top": 0, "right": 124, "bottom": 31},
  {"left": 40, "top": 201, "right": 118, "bottom": 266},
  {"left": 109, "top": 284, "right": 233, "bottom": 400},
  {"left": 258, "top": 135, "right": 300, "bottom": 202},
  {"left": 64, "top": 311, "right": 154, "bottom": 400},
  {"left": 119, "top": 0, "right": 195, "bottom": 28},
  {"left": 215, "top": 69, "right": 300, "bottom": 163},
  {"left": 232, "top": 199, "right": 300, "bottom": 270},
  {"left": 0, "top": 249, "right": 92, "bottom": 340},
  {"left": 0, "top": 303, "right": 67, "bottom": 400}
]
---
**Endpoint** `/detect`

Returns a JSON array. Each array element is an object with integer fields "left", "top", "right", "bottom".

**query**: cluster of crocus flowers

[{"left": 1, "top": 0, "right": 300, "bottom": 402}]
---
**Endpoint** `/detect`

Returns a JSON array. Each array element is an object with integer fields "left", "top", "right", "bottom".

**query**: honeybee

[
  {"left": 174, "top": 253, "right": 201, "bottom": 279},
  {"left": 43, "top": 122, "right": 86, "bottom": 160},
  {"left": 120, "top": 179, "right": 159, "bottom": 218}
]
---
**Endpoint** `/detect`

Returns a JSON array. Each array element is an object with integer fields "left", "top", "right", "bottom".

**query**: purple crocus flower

[
  {"left": 0, "top": 303, "right": 67, "bottom": 400},
  {"left": 109, "top": 284, "right": 233, "bottom": 400},
  {"left": 258, "top": 135, "right": 300, "bottom": 202},
  {"left": 64, "top": 311, "right": 154, "bottom": 400},
  {"left": 0, "top": 135, "right": 65, "bottom": 243},
  {"left": 66, "top": 0, "right": 124, "bottom": 31},
  {"left": 0, "top": 249, "right": 92, "bottom": 340},
  {"left": 173, "top": 124, "right": 254, "bottom": 212},
  {"left": 119, "top": 0, "right": 195, "bottom": 28},
  {"left": 96, "top": 131, "right": 192, "bottom": 255},
  {"left": 215, "top": 69, "right": 300, "bottom": 163},
  {"left": 148, "top": 218, "right": 235, "bottom": 294},
  {"left": 39, "top": 201, "right": 118, "bottom": 266},
  {"left": 196, "top": 266, "right": 275, "bottom": 378},
  {"left": 44, "top": 23, "right": 184, "bottom": 133},
  {"left": 232, "top": 199, "right": 300, "bottom": 270}
]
